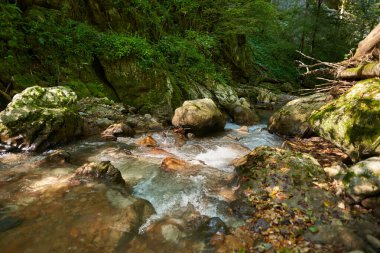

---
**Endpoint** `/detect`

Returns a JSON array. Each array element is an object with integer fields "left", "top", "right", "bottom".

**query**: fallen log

[{"left": 336, "top": 62, "right": 380, "bottom": 79}]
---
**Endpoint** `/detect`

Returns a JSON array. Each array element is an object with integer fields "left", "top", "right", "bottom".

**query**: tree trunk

[
  {"left": 299, "top": 0, "right": 310, "bottom": 53},
  {"left": 337, "top": 62, "right": 380, "bottom": 79},
  {"left": 352, "top": 22, "right": 380, "bottom": 61},
  {"left": 311, "top": 0, "right": 323, "bottom": 56}
]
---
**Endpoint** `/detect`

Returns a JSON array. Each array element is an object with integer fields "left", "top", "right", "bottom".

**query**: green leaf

[{"left": 308, "top": 226, "right": 319, "bottom": 233}]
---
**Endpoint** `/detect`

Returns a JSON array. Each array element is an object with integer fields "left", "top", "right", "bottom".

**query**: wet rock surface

[
  {"left": 1, "top": 115, "right": 379, "bottom": 253},
  {"left": 101, "top": 123, "right": 135, "bottom": 140},
  {"left": 73, "top": 161, "right": 127, "bottom": 187},
  {"left": 229, "top": 102, "right": 259, "bottom": 125},
  {"left": 0, "top": 216, "right": 23, "bottom": 233},
  {"left": 136, "top": 135, "right": 158, "bottom": 147},
  {"left": 172, "top": 98, "right": 226, "bottom": 135}
]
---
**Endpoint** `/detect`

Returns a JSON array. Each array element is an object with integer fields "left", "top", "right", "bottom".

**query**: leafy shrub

[{"left": 96, "top": 33, "right": 155, "bottom": 65}]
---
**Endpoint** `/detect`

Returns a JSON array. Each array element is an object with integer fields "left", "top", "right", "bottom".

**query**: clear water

[{"left": 0, "top": 123, "right": 282, "bottom": 253}]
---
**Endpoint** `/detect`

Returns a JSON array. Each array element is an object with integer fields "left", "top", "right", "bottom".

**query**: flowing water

[{"left": 0, "top": 121, "right": 282, "bottom": 253}]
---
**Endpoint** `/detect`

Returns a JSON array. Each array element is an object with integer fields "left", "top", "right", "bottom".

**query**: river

[{"left": 0, "top": 121, "right": 282, "bottom": 253}]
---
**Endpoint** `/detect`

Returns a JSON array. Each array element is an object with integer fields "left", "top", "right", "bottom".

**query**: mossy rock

[
  {"left": 172, "top": 98, "right": 226, "bottom": 135},
  {"left": 99, "top": 58, "right": 182, "bottom": 119},
  {"left": 268, "top": 93, "right": 331, "bottom": 137},
  {"left": 310, "top": 78, "right": 380, "bottom": 161},
  {"left": 0, "top": 86, "right": 82, "bottom": 151},
  {"left": 233, "top": 146, "right": 334, "bottom": 215},
  {"left": 209, "top": 81, "right": 260, "bottom": 124}
]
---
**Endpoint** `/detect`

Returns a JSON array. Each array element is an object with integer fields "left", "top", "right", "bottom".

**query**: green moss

[
  {"left": 64, "top": 80, "right": 114, "bottom": 99},
  {"left": 310, "top": 78, "right": 380, "bottom": 159}
]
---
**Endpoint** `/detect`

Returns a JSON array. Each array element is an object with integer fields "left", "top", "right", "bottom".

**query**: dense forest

[
  {"left": 1, "top": 0, "right": 378, "bottom": 117},
  {"left": 0, "top": 1, "right": 380, "bottom": 253}
]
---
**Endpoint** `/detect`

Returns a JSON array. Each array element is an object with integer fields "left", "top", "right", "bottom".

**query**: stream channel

[{"left": 0, "top": 120, "right": 282, "bottom": 253}]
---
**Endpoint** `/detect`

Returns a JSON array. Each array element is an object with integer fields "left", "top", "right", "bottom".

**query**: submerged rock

[
  {"left": 268, "top": 93, "right": 331, "bottom": 137},
  {"left": 197, "top": 217, "right": 229, "bottom": 240},
  {"left": 0, "top": 86, "right": 82, "bottom": 152},
  {"left": 310, "top": 78, "right": 380, "bottom": 161},
  {"left": 0, "top": 184, "right": 155, "bottom": 253},
  {"left": 172, "top": 98, "right": 226, "bottom": 135},
  {"left": 73, "top": 161, "right": 126, "bottom": 187},
  {"left": 41, "top": 149, "right": 71, "bottom": 165}
]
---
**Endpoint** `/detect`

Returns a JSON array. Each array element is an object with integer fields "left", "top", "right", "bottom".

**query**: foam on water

[
  {"left": 133, "top": 122, "right": 283, "bottom": 229},
  {"left": 194, "top": 146, "right": 243, "bottom": 172}
]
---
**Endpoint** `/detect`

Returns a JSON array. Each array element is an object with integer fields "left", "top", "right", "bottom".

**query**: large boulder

[
  {"left": 310, "top": 78, "right": 380, "bottom": 160},
  {"left": 0, "top": 86, "right": 82, "bottom": 152},
  {"left": 268, "top": 93, "right": 331, "bottom": 137},
  {"left": 78, "top": 97, "right": 163, "bottom": 136},
  {"left": 211, "top": 83, "right": 259, "bottom": 125},
  {"left": 233, "top": 146, "right": 330, "bottom": 215},
  {"left": 228, "top": 98, "right": 260, "bottom": 125},
  {"left": 232, "top": 146, "right": 349, "bottom": 251},
  {"left": 172, "top": 98, "right": 226, "bottom": 135}
]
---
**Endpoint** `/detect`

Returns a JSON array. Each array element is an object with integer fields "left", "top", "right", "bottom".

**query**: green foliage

[
  {"left": 276, "top": 0, "right": 380, "bottom": 63},
  {"left": 185, "top": 30, "right": 218, "bottom": 57},
  {"left": 249, "top": 36, "right": 298, "bottom": 82},
  {"left": 0, "top": 3, "right": 22, "bottom": 43},
  {"left": 1, "top": 0, "right": 378, "bottom": 99},
  {"left": 157, "top": 35, "right": 226, "bottom": 83},
  {"left": 217, "top": 0, "right": 280, "bottom": 36},
  {"left": 26, "top": 7, "right": 97, "bottom": 67},
  {"left": 97, "top": 33, "right": 155, "bottom": 64}
]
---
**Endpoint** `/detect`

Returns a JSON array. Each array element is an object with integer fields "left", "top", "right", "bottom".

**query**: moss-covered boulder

[
  {"left": 233, "top": 146, "right": 333, "bottom": 215},
  {"left": 0, "top": 86, "right": 82, "bottom": 151},
  {"left": 172, "top": 98, "right": 226, "bottom": 135},
  {"left": 310, "top": 78, "right": 380, "bottom": 160},
  {"left": 229, "top": 102, "right": 260, "bottom": 125},
  {"left": 268, "top": 93, "right": 331, "bottom": 137},
  {"left": 212, "top": 82, "right": 259, "bottom": 125},
  {"left": 78, "top": 97, "right": 163, "bottom": 136},
  {"left": 99, "top": 59, "right": 180, "bottom": 119}
]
